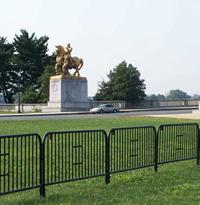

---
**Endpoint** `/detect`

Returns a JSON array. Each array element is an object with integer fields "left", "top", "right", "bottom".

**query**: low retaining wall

[
  {"left": 19, "top": 104, "right": 47, "bottom": 112},
  {"left": 92, "top": 100, "right": 199, "bottom": 109},
  {"left": 0, "top": 104, "right": 47, "bottom": 112},
  {"left": 0, "top": 99, "right": 199, "bottom": 112}
]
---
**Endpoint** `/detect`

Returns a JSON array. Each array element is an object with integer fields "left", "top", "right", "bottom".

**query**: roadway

[{"left": 0, "top": 107, "right": 196, "bottom": 121}]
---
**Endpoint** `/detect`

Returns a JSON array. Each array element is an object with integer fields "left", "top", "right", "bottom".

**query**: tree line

[
  {"left": 0, "top": 30, "right": 198, "bottom": 104},
  {"left": 145, "top": 90, "right": 200, "bottom": 101},
  {"left": 0, "top": 30, "right": 55, "bottom": 103},
  {"left": 93, "top": 62, "right": 199, "bottom": 103},
  {"left": 0, "top": 30, "right": 147, "bottom": 105}
]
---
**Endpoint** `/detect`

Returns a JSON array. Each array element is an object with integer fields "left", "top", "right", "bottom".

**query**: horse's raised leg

[
  {"left": 66, "top": 69, "right": 70, "bottom": 76},
  {"left": 73, "top": 68, "right": 80, "bottom": 77},
  {"left": 64, "top": 66, "right": 70, "bottom": 77},
  {"left": 73, "top": 70, "right": 77, "bottom": 76}
]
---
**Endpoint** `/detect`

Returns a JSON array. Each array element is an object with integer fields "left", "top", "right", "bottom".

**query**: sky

[{"left": 1, "top": 0, "right": 200, "bottom": 97}]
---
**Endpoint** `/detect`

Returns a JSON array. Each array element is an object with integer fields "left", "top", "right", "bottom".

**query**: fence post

[
  {"left": 154, "top": 128, "right": 158, "bottom": 172},
  {"left": 105, "top": 134, "right": 110, "bottom": 184},
  {"left": 197, "top": 125, "right": 200, "bottom": 165},
  {"left": 40, "top": 142, "right": 45, "bottom": 197}
]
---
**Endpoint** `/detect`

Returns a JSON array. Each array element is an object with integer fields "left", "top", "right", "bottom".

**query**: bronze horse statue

[
  {"left": 55, "top": 45, "right": 64, "bottom": 75},
  {"left": 55, "top": 45, "right": 83, "bottom": 77}
]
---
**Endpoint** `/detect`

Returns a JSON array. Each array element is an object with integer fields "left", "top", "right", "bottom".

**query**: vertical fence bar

[
  {"left": 154, "top": 128, "right": 158, "bottom": 172},
  {"left": 40, "top": 142, "right": 45, "bottom": 197},
  {"left": 105, "top": 134, "right": 110, "bottom": 184},
  {"left": 197, "top": 126, "right": 200, "bottom": 165}
]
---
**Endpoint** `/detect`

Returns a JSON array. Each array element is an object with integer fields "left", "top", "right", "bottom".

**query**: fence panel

[
  {"left": 157, "top": 123, "right": 199, "bottom": 164},
  {"left": 43, "top": 130, "right": 107, "bottom": 186},
  {"left": 109, "top": 126, "right": 156, "bottom": 174},
  {"left": 0, "top": 133, "right": 41, "bottom": 195}
]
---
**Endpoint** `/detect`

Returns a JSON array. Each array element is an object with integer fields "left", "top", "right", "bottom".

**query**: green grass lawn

[
  {"left": 0, "top": 111, "right": 17, "bottom": 114},
  {"left": 0, "top": 116, "right": 199, "bottom": 136},
  {"left": 0, "top": 116, "right": 200, "bottom": 205}
]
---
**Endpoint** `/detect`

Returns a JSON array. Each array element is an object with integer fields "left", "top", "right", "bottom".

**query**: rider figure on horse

[
  {"left": 65, "top": 43, "right": 73, "bottom": 67},
  {"left": 55, "top": 43, "right": 83, "bottom": 77}
]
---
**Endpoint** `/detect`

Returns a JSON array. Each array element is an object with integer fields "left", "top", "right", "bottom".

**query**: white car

[{"left": 90, "top": 104, "right": 119, "bottom": 114}]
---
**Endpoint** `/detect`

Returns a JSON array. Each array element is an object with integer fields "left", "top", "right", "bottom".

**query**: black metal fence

[
  {"left": 43, "top": 130, "right": 107, "bottom": 185},
  {"left": 0, "top": 123, "right": 199, "bottom": 197},
  {"left": 108, "top": 126, "right": 156, "bottom": 173},
  {"left": 157, "top": 123, "right": 200, "bottom": 165},
  {"left": 0, "top": 133, "right": 41, "bottom": 195}
]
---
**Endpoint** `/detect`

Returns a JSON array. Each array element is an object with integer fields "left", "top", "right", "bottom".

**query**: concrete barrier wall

[
  {"left": 0, "top": 104, "right": 16, "bottom": 111},
  {"left": 0, "top": 99, "right": 198, "bottom": 112},
  {"left": 92, "top": 100, "right": 199, "bottom": 109},
  {"left": 18, "top": 104, "right": 47, "bottom": 112},
  {"left": 0, "top": 104, "right": 47, "bottom": 112},
  {"left": 124, "top": 100, "right": 199, "bottom": 108}
]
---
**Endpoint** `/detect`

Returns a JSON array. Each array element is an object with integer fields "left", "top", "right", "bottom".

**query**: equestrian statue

[{"left": 55, "top": 43, "right": 83, "bottom": 77}]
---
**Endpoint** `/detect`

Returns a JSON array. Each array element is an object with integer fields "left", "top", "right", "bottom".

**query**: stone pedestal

[{"left": 47, "top": 76, "right": 90, "bottom": 112}]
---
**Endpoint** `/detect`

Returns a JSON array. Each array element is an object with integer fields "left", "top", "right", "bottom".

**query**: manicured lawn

[
  {"left": 1, "top": 160, "right": 200, "bottom": 205},
  {"left": 0, "top": 116, "right": 200, "bottom": 205},
  {"left": 0, "top": 116, "right": 199, "bottom": 136},
  {"left": 0, "top": 111, "right": 17, "bottom": 114}
]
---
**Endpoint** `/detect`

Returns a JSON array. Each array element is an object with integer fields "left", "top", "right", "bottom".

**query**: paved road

[{"left": 0, "top": 109, "right": 194, "bottom": 121}]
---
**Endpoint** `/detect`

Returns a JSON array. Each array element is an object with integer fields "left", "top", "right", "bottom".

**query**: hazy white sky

[{"left": 1, "top": 0, "right": 200, "bottom": 96}]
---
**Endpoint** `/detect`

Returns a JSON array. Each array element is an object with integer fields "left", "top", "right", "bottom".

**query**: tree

[
  {"left": 0, "top": 37, "right": 17, "bottom": 103},
  {"left": 37, "top": 64, "right": 55, "bottom": 102},
  {"left": 21, "top": 87, "right": 40, "bottom": 103},
  {"left": 94, "top": 79, "right": 112, "bottom": 101},
  {"left": 191, "top": 94, "right": 200, "bottom": 99},
  {"left": 157, "top": 94, "right": 166, "bottom": 100},
  {"left": 13, "top": 30, "right": 49, "bottom": 101},
  {"left": 167, "top": 89, "right": 191, "bottom": 100},
  {"left": 145, "top": 94, "right": 166, "bottom": 100},
  {"left": 21, "top": 63, "right": 55, "bottom": 103},
  {"left": 94, "top": 61, "right": 146, "bottom": 103}
]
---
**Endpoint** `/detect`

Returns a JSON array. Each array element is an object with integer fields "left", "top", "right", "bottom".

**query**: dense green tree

[
  {"left": 21, "top": 87, "right": 40, "bottom": 103},
  {"left": 0, "top": 37, "right": 17, "bottom": 103},
  {"left": 94, "top": 61, "right": 146, "bottom": 103},
  {"left": 95, "top": 79, "right": 112, "bottom": 101},
  {"left": 167, "top": 89, "right": 191, "bottom": 100},
  {"left": 13, "top": 30, "right": 49, "bottom": 99},
  {"left": 37, "top": 64, "right": 55, "bottom": 102}
]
